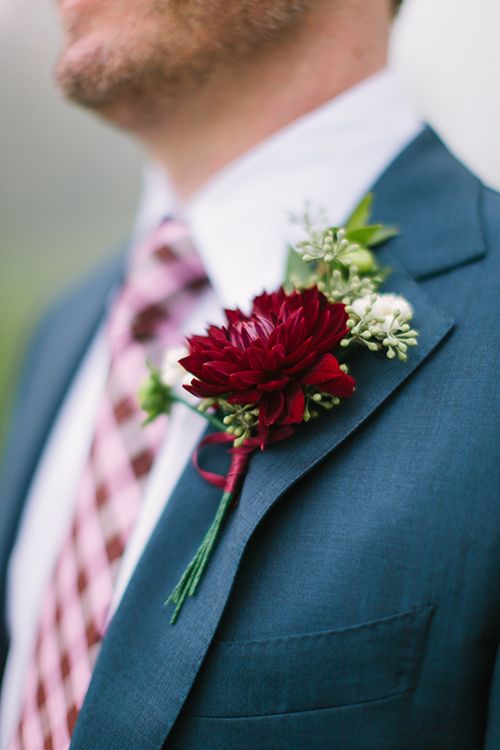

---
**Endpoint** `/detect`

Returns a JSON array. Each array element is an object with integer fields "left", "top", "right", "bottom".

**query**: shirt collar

[{"left": 133, "top": 67, "right": 422, "bottom": 310}]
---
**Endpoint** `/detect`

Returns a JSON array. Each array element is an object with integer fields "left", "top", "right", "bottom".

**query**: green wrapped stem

[
  {"left": 171, "top": 395, "right": 227, "bottom": 432},
  {"left": 166, "top": 490, "right": 234, "bottom": 624}
]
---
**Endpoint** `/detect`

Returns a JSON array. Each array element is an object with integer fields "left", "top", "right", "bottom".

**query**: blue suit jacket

[{"left": 1, "top": 128, "right": 499, "bottom": 749}]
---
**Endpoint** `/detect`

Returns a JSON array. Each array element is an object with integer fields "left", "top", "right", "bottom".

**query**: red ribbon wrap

[
  {"left": 193, "top": 426, "right": 295, "bottom": 496},
  {"left": 193, "top": 433, "right": 257, "bottom": 495}
]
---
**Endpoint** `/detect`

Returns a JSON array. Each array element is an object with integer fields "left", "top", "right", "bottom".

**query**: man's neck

[{"left": 139, "top": 3, "right": 391, "bottom": 201}]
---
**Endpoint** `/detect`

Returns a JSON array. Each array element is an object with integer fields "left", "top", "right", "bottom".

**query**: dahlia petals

[
  {"left": 315, "top": 326, "right": 349, "bottom": 354},
  {"left": 263, "top": 347, "right": 285, "bottom": 371},
  {"left": 284, "top": 337, "right": 314, "bottom": 366},
  {"left": 260, "top": 390, "right": 285, "bottom": 427},
  {"left": 301, "top": 353, "right": 344, "bottom": 386},
  {"left": 179, "top": 355, "right": 204, "bottom": 378},
  {"left": 181, "top": 289, "right": 352, "bottom": 435},
  {"left": 202, "top": 361, "right": 239, "bottom": 384},
  {"left": 285, "top": 351, "right": 317, "bottom": 376},
  {"left": 225, "top": 308, "right": 246, "bottom": 325},
  {"left": 259, "top": 376, "right": 289, "bottom": 391},
  {"left": 228, "top": 370, "right": 264, "bottom": 388},
  {"left": 183, "top": 379, "right": 225, "bottom": 398},
  {"left": 284, "top": 315, "right": 307, "bottom": 349},
  {"left": 247, "top": 346, "right": 268, "bottom": 370},
  {"left": 283, "top": 382, "right": 305, "bottom": 424},
  {"left": 207, "top": 325, "right": 228, "bottom": 342},
  {"left": 321, "top": 372, "right": 356, "bottom": 398}
]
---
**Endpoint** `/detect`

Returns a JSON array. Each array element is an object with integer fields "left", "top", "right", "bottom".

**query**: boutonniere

[{"left": 140, "top": 194, "right": 418, "bottom": 623}]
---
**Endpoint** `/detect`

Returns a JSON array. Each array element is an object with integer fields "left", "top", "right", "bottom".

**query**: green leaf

[
  {"left": 345, "top": 193, "right": 373, "bottom": 230},
  {"left": 366, "top": 225, "right": 399, "bottom": 247},
  {"left": 345, "top": 225, "right": 384, "bottom": 246},
  {"left": 284, "top": 245, "right": 315, "bottom": 291},
  {"left": 345, "top": 224, "right": 399, "bottom": 248}
]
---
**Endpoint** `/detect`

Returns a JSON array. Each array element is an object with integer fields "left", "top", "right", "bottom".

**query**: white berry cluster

[{"left": 341, "top": 293, "right": 418, "bottom": 362}]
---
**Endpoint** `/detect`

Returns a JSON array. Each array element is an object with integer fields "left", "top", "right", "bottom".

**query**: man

[{"left": 0, "top": 0, "right": 499, "bottom": 747}]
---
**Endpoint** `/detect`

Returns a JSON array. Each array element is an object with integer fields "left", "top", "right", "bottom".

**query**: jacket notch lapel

[
  {"left": 70, "top": 248, "right": 454, "bottom": 749},
  {"left": 371, "top": 127, "right": 486, "bottom": 279}
]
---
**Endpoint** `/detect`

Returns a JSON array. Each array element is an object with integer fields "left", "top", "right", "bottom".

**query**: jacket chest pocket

[{"left": 185, "top": 604, "right": 434, "bottom": 718}]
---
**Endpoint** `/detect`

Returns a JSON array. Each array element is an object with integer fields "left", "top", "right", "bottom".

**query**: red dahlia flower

[{"left": 181, "top": 287, "right": 355, "bottom": 444}]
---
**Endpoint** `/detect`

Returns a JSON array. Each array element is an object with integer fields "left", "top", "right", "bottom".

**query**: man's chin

[
  {"left": 55, "top": 34, "right": 127, "bottom": 112},
  {"left": 54, "top": 31, "right": 179, "bottom": 131},
  {"left": 54, "top": 33, "right": 207, "bottom": 134}
]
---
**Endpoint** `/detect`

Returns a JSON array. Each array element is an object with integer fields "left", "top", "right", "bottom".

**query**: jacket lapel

[
  {"left": 72, "top": 258, "right": 453, "bottom": 750},
  {"left": 372, "top": 126, "right": 485, "bottom": 279},
  {"left": 70, "top": 128, "right": 485, "bottom": 748}
]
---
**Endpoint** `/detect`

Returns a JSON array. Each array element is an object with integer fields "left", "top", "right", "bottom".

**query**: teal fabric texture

[{"left": 1, "top": 128, "right": 499, "bottom": 749}]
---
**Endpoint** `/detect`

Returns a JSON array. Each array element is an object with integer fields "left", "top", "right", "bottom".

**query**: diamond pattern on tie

[{"left": 11, "top": 219, "right": 207, "bottom": 750}]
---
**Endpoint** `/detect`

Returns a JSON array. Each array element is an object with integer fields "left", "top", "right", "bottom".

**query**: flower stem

[
  {"left": 171, "top": 395, "right": 227, "bottom": 432},
  {"left": 166, "top": 491, "right": 234, "bottom": 623}
]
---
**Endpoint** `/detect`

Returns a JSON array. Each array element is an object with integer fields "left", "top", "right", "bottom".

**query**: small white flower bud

[{"left": 161, "top": 344, "right": 189, "bottom": 387}]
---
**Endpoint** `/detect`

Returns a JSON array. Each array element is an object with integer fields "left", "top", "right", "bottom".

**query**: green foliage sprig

[{"left": 285, "top": 193, "right": 418, "bottom": 361}]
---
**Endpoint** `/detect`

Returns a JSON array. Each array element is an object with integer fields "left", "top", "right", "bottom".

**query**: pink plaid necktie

[{"left": 11, "top": 219, "right": 207, "bottom": 750}]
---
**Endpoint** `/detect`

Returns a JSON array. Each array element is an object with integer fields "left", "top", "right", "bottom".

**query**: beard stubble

[{"left": 55, "top": 0, "right": 312, "bottom": 129}]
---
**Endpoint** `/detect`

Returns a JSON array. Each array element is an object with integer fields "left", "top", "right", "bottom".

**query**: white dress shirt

[{"left": 0, "top": 68, "right": 422, "bottom": 747}]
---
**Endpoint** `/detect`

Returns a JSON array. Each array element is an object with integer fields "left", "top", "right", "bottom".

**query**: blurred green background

[
  {"left": 0, "top": 1, "right": 143, "bottom": 448},
  {"left": 1, "top": 0, "right": 500, "bottom": 449}
]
